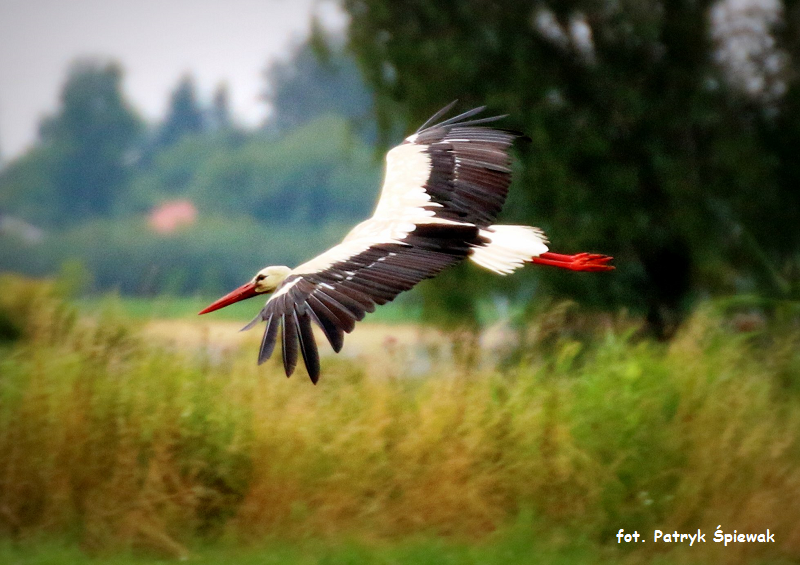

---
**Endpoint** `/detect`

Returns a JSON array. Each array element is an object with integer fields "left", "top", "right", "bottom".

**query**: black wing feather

[
  {"left": 295, "top": 311, "right": 320, "bottom": 384},
  {"left": 415, "top": 100, "right": 459, "bottom": 132},
  {"left": 317, "top": 286, "right": 369, "bottom": 319},
  {"left": 305, "top": 300, "right": 344, "bottom": 353},
  {"left": 281, "top": 311, "right": 299, "bottom": 376},
  {"left": 320, "top": 284, "right": 375, "bottom": 313},
  {"left": 313, "top": 292, "right": 358, "bottom": 333},
  {"left": 258, "top": 313, "right": 279, "bottom": 364},
  {"left": 410, "top": 109, "right": 524, "bottom": 228}
]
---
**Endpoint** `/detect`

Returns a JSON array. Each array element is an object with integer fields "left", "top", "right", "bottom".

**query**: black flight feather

[
  {"left": 415, "top": 100, "right": 459, "bottom": 133},
  {"left": 281, "top": 313, "right": 299, "bottom": 376},
  {"left": 306, "top": 301, "right": 344, "bottom": 353},
  {"left": 258, "top": 313, "right": 279, "bottom": 364},
  {"left": 295, "top": 311, "right": 320, "bottom": 384}
]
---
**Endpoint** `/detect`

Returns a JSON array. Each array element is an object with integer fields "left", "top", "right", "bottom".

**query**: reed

[{"left": 0, "top": 275, "right": 798, "bottom": 563}]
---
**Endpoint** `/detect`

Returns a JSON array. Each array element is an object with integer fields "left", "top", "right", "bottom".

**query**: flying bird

[{"left": 199, "top": 102, "right": 613, "bottom": 383}]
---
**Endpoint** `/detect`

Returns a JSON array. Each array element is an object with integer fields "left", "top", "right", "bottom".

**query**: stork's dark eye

[{"left": 255, "top": 274, "right": 266, "bottom": 283}]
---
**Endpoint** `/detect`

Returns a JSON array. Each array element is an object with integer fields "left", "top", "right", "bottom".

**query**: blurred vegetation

[
  {"left": 0, "top": 45, "right": 377, "bottom": 297},
  {"left": 342, "top": 0, "right": 800, "bottom": 334},
  {"left": 0, "top": 528, "right": 708, "bottom": 565},
  {"left": 263, "top": 41, "right": 374, "bottom": 136},
  {"left": 156, "top": 75, "right": 206, "bottom": 150},
  {"left": 0, "top": 61, "right": 142, "bottom": 225},
  {"left": 0, "top": 215, "right": 356, "bottom": 295},
  {"left": 1, "top": 275, "right": 798, "bottom": 562}
]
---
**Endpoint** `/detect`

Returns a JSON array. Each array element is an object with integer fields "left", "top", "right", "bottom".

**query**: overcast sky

[{"left": 0, "top": 0, "right": 348, "bottom": 160}]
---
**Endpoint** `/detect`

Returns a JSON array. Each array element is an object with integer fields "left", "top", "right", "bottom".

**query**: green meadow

[{"left": 1, "top": 274, "right": 799, "bottom": 564}]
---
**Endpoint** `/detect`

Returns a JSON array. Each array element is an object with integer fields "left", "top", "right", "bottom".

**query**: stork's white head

[
  {"left": 252, "top": 265, "right": 292, "bottom": 293},
  {"left": 199, "top": 265, "right": 291, "bottom": 315}
]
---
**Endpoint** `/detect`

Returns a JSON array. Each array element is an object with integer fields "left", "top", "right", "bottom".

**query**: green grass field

[{"left": 1, "top": 274, "right": 799, "bottom": 564}]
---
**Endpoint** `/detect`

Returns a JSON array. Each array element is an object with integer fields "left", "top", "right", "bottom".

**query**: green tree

[
  {"left": 157, "top": 75, "right": 205, "bottom": 148},
  {"left": 263, "top": 41, "right": 373, "bottom": 134},
  {"left": 0, "top": 146, "right": 59, "bottom": 224},
  {"left": 342, "top": 0, "right": 799, "bottom": 334},
  {"left": 209, "top": 82, "right": 233, "bottom": 132},
  {"left": 37, "top": 59, "right": 142, "bottom": 221},
  {"left": 131, "top": 115, "right": 378, "bottom": 225}
]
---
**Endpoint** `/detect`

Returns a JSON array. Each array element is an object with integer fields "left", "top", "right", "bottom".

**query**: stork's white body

[{"left": 200, "top": 103, "right": 613, "bottom": 383}]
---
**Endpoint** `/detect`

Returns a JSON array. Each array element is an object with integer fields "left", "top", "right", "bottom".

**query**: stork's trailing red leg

[{"left": 532, "top": 252, "right": 615, "bottom": 272}]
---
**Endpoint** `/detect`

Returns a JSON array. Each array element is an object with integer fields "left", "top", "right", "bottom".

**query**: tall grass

[{"left": 1, "top": 274, "right": 799, "bottom": 562}]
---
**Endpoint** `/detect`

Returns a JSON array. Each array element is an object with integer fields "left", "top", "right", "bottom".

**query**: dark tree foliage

[
  {"left": 0, "top": 146, "right": 60, "bottom": 224},
  {"left": 35, "top": 60, "right": 142, "bottom": 221},
  {"left": 342, "top": 0, "right": 800, "bottom": 334},
  {"left": 157, "top": 75, "right": 205, "bottom": 148},
  {"left": 210, "top": 82, "right": 233, "bottom": 132}
]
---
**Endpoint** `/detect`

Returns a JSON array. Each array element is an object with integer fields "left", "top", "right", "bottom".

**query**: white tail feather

[{"left": 470, "top": 225, "right": 549, "bottom": 275}]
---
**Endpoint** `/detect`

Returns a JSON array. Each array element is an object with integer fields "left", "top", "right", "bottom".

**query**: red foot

[{"left": 531, "top": 252, "right": 615, "bottom": 272}]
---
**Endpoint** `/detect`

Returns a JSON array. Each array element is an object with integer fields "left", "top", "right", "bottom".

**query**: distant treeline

[{"left": 0, "top": 42, "right": 378, "bottom": 296}]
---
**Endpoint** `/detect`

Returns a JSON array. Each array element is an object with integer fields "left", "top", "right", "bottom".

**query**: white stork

[{"left": 199, "top": 102, "right": 613, "bottom": 383}]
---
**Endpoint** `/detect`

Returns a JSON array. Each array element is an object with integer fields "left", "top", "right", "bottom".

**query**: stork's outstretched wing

[
  {"left": 250, "top": 104, "right": 525, "bottom": 382},
  {"left": 373, "top": 101, "right": 521, "bottom": 229},
  {"left": 248, "top": 223, "right": 480, "bottom": 383}
]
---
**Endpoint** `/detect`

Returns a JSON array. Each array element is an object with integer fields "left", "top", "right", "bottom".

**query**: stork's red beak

[{"left": 199, "top": 282, "right": 259, "bottom": 314}]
